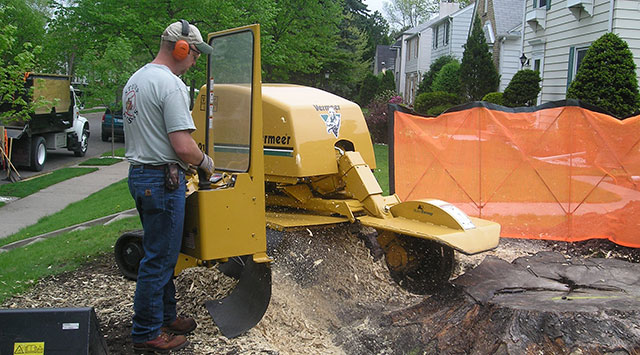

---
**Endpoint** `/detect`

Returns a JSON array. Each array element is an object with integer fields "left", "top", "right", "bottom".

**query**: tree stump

[{"left": 384, "top": 252, "right": 640, "bottom": 354}]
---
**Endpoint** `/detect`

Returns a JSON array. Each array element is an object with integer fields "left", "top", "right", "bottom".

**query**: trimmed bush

[
  {"left": 432, "top": 61, "right": 462, "bottom": 97},
  {"left": 503, "top": 69, "right": 541, "bottom": 107},
  {"left": 482, "top": 92, "right": 504, "bottom": 106},
  {"left": 414, "top": 91, "right": 459, "bottom": 115},
  {"left": 567, "top": 32, "right": 640, "bottom": 118},
  {"left": 417, "top": 56, "right": 457, "bottom": 95},
  {"left": 427, "top": 104, "right": 453, "bottom": 116}
]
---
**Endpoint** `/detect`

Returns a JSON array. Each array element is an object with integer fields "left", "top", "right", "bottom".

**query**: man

[{"left": 123, "top": 20, "right": 214, "bottom": 353}]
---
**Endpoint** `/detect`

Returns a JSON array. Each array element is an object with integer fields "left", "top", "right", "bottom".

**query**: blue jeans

[{"left": 128, "top": 165, "right": 186, "bottom": 342}]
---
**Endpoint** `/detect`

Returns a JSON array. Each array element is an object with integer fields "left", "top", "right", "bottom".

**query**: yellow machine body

[
  {"left": 190, "top": 78, "right": 500, "bottom": 256},
  {"left": 261, "top": 84, "right": 376, "bottom": 179}
]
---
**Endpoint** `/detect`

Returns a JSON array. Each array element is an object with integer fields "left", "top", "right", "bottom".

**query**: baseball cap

[{"left": 161, "top": 20, "right": 213, "bottom": 55}]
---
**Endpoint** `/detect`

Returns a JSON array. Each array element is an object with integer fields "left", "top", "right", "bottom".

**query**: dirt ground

[{"left": 3, "top": 226, "right": 640, "bottom": 354}]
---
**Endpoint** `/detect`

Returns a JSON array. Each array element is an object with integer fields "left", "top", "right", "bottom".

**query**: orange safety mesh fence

[{"left": 393, "top": 102, "right": 640, "bottom": 248}]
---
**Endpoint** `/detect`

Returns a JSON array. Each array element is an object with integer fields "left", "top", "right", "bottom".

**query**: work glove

[{"left": 197, "top": 153, "right": 214, "bottom": 181}]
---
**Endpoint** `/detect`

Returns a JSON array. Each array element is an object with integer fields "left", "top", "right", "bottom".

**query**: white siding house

[
  {"left": 523, "top": 0, "right": 640, "bottom": 103},
  {"left": 392, "top": 2, "right": 461, "bottom": 104},
  {"left": 430, "top": 4, "right": 475, "bottom": 62},
  {"left": 404, "top": 22, "right": 432, "bottom": 105},
  {"left": 499, "top": 25, "right": 522, "bottom": 91}
]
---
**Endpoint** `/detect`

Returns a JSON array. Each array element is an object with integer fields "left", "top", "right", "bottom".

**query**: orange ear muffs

[{"left": 172, "top": 20, "right": 191, "bottom": 61}]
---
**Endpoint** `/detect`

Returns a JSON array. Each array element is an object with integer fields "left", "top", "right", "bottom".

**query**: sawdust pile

[{"left": 1, "top": 226, "right": 424, "bottom": 354}]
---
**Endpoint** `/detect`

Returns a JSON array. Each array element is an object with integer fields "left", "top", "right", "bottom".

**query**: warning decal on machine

[{"left": 13, "top": 342, "right": 44, "bottom": 355}]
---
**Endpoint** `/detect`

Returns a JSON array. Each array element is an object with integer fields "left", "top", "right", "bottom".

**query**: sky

[{"left": 363, "top": 0, "right": 386, "bottom": 14}]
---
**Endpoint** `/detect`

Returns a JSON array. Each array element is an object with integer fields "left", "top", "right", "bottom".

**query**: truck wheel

[
  {"left": 30, "top": 136, "right": 47, "bottom": 171},
  {"left": 74, "top": 125, "right": 89, "bottom": 157}
]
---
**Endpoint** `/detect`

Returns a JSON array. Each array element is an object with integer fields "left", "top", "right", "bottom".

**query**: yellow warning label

[{"left": 13, "top": 342, "right": 45, "bottom": 355}]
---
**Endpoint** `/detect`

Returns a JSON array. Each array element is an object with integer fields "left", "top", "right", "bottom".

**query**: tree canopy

[
  {"left": 4, "top": 0, "right": 393, "bottom": 106},
  {"left": 459, "top": 15, "right": 500, "bottom": 101}
]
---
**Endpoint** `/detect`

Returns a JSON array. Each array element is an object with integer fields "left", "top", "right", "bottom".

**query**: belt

[{"left": 132, "top": 164, "right": 166, "bottom": 170}]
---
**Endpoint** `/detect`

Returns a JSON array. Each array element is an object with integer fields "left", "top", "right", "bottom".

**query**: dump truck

[
  {"left": 114, "top": 24, "right": 500, "bottom": 338},
  {"left": 0, "top": 73, "right": 89, "bottom": 172}
]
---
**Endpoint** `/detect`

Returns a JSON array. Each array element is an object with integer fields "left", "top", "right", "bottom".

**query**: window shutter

[
  {"left": 533, "top": 0, "right": 537, "bottom": 8},
  {"left": 566, "top": 46, "right": 575, "bottom": 90},
  {"left": 546, "top": 0, "right": 551, "bottom": 10}
]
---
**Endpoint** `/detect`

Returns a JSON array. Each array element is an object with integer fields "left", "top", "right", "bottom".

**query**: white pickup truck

[{"left": 1, "top": 73, "right": 89, "bottom": 171}]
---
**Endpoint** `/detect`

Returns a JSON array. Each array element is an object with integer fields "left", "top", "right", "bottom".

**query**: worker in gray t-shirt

[{"left": 123, "top": 20, "right": 214, "bottom": 353}]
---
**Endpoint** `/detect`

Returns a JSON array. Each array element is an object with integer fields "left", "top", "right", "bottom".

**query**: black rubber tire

[
  {"left": 74, "top": 125, "right": 89, "bottom": 157},
  {"left": 384, "top": 234, "right": 455, "bottom": 295},
  {"left": 30, "top": 136, "right": 46, "bottom": 171},
  {"left": 114, "top": 230, "right": 144, "bottom": 280}
]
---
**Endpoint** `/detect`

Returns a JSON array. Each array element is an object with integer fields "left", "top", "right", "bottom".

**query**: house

[
  {"left": 429, "top": 3, "right": 475, "bottom": 64},
  {"left": 374, "top": 45, "right": 397, "bottom": 75},
  {"left": 402, "top": 21, "right": 435, "bottom": 105},
  {"left": 392, "top": 2, "right": 461, "bottom": 104},
  {"left": 473, "top": 0, "right": 524, "bottom": 91},
  {"left": 522, "top": 0, "right": 640, "bottom": 103}
]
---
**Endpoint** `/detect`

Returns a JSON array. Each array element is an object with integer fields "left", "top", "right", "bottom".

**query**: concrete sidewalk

[{"left": 0, "top": 161, "right": 130, "bottom": 240}]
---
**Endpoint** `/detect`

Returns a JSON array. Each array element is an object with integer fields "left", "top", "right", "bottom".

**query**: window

[
  {"left": 534, "top": 0, "right": 550, "bottom": 9},
  {"left": 434, "top": 26, "right": 439, "bottom": 48},
  {"left": 534, "top": 59, "right": 541, "bottom": 72},
  {"left": 566, "top": 46, "right": 589, "bottom": 88},
  {"left": 444, "top": 21, "right": 450, "bottom": 46},
  {"left": 415, "top": 37, "right": 419, "bottom": 58},
  {"left": 406, "top": 40, "right": 411, "bottom": 62}
]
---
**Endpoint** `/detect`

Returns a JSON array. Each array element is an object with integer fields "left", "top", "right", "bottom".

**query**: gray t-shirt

[{"left": 123, "top": 63, "right": 196, "bottom": 170}]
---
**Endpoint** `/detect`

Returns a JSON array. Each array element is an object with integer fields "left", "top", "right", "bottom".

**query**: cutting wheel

[{"left": 382, "top": 233, "right": 455, "bottom": 294}]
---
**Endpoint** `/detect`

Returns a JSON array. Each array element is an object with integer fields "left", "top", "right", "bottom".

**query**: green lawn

[
  {"left": 0, "top": 176, "right": 138, "bottom": 303},
  {"left": 0, "top": 217, "right": 140, "bottom": 303},
  {"left": 0, "top": 178, "right": 135, "bottom": 248},
  {"left": 373, "top": 144, "right": 389, "bottom": 196},
  {"left": 0, "top": 168, "right": 97, "bottom": 198}
]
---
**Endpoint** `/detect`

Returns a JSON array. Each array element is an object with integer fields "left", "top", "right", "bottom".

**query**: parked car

[{"left": 101, "top": 107, "right": 124, "bottom": 142}]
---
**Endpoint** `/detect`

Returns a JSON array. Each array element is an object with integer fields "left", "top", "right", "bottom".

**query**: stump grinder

[{"left": 114, "top": 25, "right": 500, "bottom": 338}]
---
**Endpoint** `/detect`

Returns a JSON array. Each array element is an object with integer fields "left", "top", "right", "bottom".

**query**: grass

[
  {"left": 0, "top": 216, "right": 140, "bottom": 303},
  {"left": 102, "top": 147, "right": 125, "bottom": 157},
  {"left": 0, "top": 167, "right": 97, "bottom": 198},
  {"left": 0, "top": 178, "right": 135, "bottom": 248},
  {"left": 373, "top": 144, "right": 389, "bottom": 196},
  {"left": 80, "top": 157, "right": 123, "bottom": 166}
]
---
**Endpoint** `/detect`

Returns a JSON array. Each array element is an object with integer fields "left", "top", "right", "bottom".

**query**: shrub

[
  {"left": 567, "top": 32, "right": 640, "bottom": 118},
  {"left": 417, "top": 56, "right": 457, "bottom": 95},
  {"left": 358, "top": 72, "right": 380, "bottom": 107},
  {"left": 432, "top": 61, "right": 462, "bottom": 97},
  {"left": 414, "top": 91, "right": 459, "bottom": 115},
  {"left": 427, "top": 104, "right": 454, "bottom": 116},
  {"left": 364, "top": 90, "right": 402, "bottom": 144},
  {"left": 503, "top": 69, "right": 541, "bottom": 107},
  {"left": 460, "top": 15, "right": 500, "bottom": 100},
  {"left": 379, "top": 70, "right": 396, "bottom": 93},
  {"left": 482, "top": 92, "right": 504, "bottom": 106}
]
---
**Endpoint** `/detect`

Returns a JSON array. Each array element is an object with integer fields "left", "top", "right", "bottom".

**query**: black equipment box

[{"left": 0, "top": 307, "right": 108, "bottom": 355}]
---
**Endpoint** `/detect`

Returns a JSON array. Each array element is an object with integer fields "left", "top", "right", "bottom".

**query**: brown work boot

[
  {"left": 162, "top": 317, "right": 197, "bottom": 335},
  {"left": 133, "top": 332, "right": 188, "bottom": 353}
]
